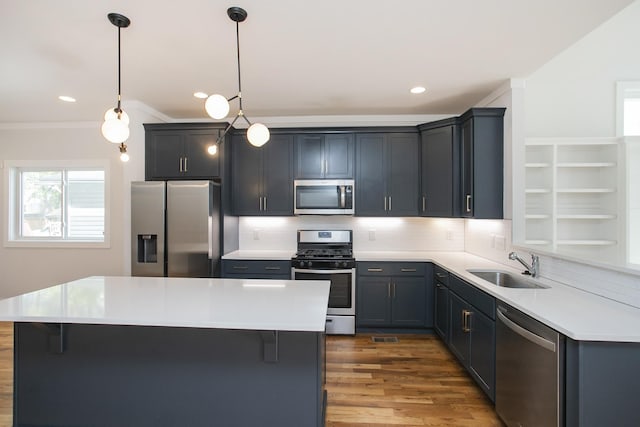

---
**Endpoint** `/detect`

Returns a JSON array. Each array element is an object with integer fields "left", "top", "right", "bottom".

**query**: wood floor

[
  {"left": 0, "top": 324, "right": 503, "bottom": 427},
  {"left": 326, "top": 333, "right": 504, "bottom": 427}
]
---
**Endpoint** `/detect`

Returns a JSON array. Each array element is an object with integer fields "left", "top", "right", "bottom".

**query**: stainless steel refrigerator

[{"left": 131, "top": 181, "right": 221, "bottom": 278}]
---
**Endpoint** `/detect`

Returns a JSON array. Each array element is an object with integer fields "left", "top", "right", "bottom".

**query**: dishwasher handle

[{"left": 497, "top": 307, "right": 556, "bottom": 352}]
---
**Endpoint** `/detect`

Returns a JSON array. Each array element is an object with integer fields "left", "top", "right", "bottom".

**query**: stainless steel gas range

[{"left": 291, "top": 230, "right": 355, "bottom": 335}]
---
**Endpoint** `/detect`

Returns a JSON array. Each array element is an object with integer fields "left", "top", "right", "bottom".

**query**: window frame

[
  {"left": 3, "top": 159, "right": 110, "bottom": 248},
  {"left": 616, "top": 81, "right": 640, "bottom": 137}
]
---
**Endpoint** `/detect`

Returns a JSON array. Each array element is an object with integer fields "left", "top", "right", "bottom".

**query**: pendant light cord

[
  {"left": 117, "top": 25, "right": 122, "bottom": 114},
  {"left": 235, "top": 20, "right": 244, "bottom": 115}
]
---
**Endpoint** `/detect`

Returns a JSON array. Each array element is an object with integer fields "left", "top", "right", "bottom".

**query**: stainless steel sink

[{"left": 467, "top": 269, "right": 549, "bottom": 289}]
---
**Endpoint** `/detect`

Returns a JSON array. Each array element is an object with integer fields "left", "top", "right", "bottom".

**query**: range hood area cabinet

[
  {"left": 231, "top": 132, "right": 294, "bottom": 216},
  {"left": 355, "top": 131, "right": 420, "bottom": 216},
  {"left": 459, "top": 108, "right": 506, "bottom": 219},
  {"left": 294, "top": 133, "right": 354, "bottom": 179},
  {"left": 144, "top": 123, "right": 225, "bottom": 181}
]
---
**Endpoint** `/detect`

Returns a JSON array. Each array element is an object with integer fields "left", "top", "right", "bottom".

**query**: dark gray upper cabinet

[
  {"left": 419, "top": 119, "right": 460, "bottom": 217},
  {"left": 231, "top": 133, "right": 293, "bottom": 216},
  {"left": 294, "top": 133, "right": 354, "bottom": 179},
  {"left": 355, "top": 132, "right": 419, "bottom": 216},
  {"left": 144, "top": 123, "right": 223, "bottom": 181},
  {"left": 459, "top": 108, "right": 505, "bottom": 219}
]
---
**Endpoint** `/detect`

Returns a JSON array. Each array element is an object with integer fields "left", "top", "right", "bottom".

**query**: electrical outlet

[
  {"left": 253, "top": 229, "right": 260, "bottom": 240},
  {"left": 368, "top": 229, "right": 376, "bottom": 241},
  {"left": 446, "top": 230, "right": 454, "bottom": 240}
]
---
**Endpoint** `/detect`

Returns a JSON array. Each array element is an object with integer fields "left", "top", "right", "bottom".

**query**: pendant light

[
  {"left": 205, "top": 7, "right": 269, "bottom": 155},
  {"left": 101, "top": 13, "right": 131, "bottom": 162}
]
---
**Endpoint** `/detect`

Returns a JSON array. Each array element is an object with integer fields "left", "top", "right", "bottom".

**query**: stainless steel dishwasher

[{"left": 496, "top": 304, "right": 564, "bottom": 427}]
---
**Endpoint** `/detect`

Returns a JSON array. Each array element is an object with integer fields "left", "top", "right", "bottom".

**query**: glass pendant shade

[
  {"left": 207, "top": 144, "right": 218, "bottom": 155},
  {"left": 205, "top": 94, "right": 230, "bottom": 119},
  {"left": 120, "top": 151, "right": 130, "bottom": 162},
  {"left": 247, "top": 123, "right": 270, "bottom": 147},
  {"left": 104, "top": 107, "right": 130, "bottom": 125},
  {"left": 101, "top": 117, "right": 130, "bottom": 143}
]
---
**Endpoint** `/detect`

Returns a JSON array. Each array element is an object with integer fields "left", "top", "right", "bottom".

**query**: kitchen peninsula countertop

[
  {"left": 224, "top": 249, "right": 640, "bottom": 342},
  {"left": 0, "top": 276, "right": 330, "bottom": 332}
]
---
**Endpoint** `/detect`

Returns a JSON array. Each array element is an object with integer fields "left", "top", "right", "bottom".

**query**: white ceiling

[{"left": 0, "top": 0, "right": 635, "bottom": 124}]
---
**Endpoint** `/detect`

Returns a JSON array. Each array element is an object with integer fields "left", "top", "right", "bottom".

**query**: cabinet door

[
  {"left": 434, "top": 283, "right": 449, "bottom": 340},
  {"left": 262, "top": 134, "right": 294, "bottom": 215},
  {"left": 183, "top": 131, "right": 220, "bottom": 178},
  {"left": 356, "top": 276, "right": 391, "bottom": 327},
  {"left": 146, "top": 131, "right": 184, "bottom": 180},
  {"left": 231, "top": 135, "right": 263, "bottom": 215},
  {"left": 355, "top": 134, "right": 386, "bottom": 215},
  {"left": 469, "top": 309, "right": 496, "bottom": 401},
  {"left": 421, "top": 125, "right": 457, "bottom": 217},
  {"left": 391, "top": 277, "right": 425, "bottom": 327},
  {"left": 324, "top": 134, "right": 354, "bottom": 179},
  {"left": 448, "top": 292, "right": 470, "bottom": 366},
  {"left": 460, "top": 118, "right": 474, "bottom": 218},
  {"left": 294, "top": 134, "right": 324, "bottom": 178},
  {"left": 386, "top": 133, "right": 419, "bottom": 216}
]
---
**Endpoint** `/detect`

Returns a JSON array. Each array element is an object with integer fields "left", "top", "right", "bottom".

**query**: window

[
  {"left": 616, "top": 81, "right": 640, "bottom": 136},
  {"left": 4, "top": 160, "right": 109, "bottom": 247}
]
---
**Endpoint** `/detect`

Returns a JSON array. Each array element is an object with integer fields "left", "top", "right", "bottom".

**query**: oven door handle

[{"left": 292, "top": 268, "right": 354, "bottom": 275}]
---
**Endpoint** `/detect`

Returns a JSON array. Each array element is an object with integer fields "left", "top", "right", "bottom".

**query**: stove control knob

[
  {"left": 333, "top": 261, "right": 340, "bottom": 268},
  {"left": 308, "top": 261, "right": 313, "bottom": 268},
  {"left": 342, "top": 261, "right": 348, "bottom": 268},
  {"left": 298, "top": 260, "right": 305, "bottom": 268}
]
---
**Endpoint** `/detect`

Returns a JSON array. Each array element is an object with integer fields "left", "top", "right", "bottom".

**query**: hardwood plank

[
  {"left": 326, "top": 333, "right": 504, "bottom": 427},
  {"left": 0, "top": 322, "right": 12, "bottom": 427}
]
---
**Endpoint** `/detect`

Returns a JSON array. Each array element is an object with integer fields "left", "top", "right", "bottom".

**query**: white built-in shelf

[
  {"left": 556, "top": 188, "right": 615, "bottom": 193},
  {"left": 557, "top": 214, "right": 616, "bottom": 220},
  {"left": 525, "top": 214, "right": 551, "bottom": 219},
  {"left": 556, "top": 162, "right": 616, "bottom": 168},
  {"left": 522, "top": 136, "right": 621, "bottom": 255},
  {"left": 556, "top": 240, "right": 618, "bottom": 246}
]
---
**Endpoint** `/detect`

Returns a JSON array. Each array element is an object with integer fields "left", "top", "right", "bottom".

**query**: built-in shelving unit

[{"left": 524, "top": 137, "right": 622, "bottom": 260}]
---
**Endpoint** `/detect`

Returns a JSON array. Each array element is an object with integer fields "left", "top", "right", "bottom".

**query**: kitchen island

[{"left": 0, "top": 276, "right": 330, "bottom": 427}]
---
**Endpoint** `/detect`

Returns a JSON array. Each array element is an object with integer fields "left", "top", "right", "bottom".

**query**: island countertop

[{"left": 0, "top": 276, "right": 330, "bottom": 332}]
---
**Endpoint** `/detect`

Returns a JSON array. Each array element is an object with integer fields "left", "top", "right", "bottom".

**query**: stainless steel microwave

[{"left": 294, "top": 180, "right": 354, "bottom": 215}]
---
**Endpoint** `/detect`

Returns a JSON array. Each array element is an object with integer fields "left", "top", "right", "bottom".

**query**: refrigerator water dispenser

[{"left": 137, "top": 234, "right": 157, "bottom": 263}]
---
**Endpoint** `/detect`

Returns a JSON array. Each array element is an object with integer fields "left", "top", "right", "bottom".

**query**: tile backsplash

[{"left": 239, "top": 217, "right": 465, "bottom": 252}]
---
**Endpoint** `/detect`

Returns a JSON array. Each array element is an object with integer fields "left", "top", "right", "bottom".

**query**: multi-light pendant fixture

[
  {"left": 101, "top": 6, "right": 267, "bottom": 161},
  {"left": 204, "top": 7, "right": 269, "bottom": 155},
  {"left": 101, "top": 13, "right": 131, "bottom": 162}
]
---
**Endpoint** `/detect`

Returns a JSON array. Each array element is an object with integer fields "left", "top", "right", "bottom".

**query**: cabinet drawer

[
  {"left": 223, "top": 260, "right": 291, "bottom": 276},
  {"left": 433, "top": 265, "right": 450, "bottom": 285},
  {"left": 357, "top": 262, "right": 425, "bottom": 276},
  {"left": 449, "top": 274, "right": 495, "bottom": 319}
]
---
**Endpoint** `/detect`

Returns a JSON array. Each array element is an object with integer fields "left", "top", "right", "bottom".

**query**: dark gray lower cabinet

[
  {"left": 222, "top": 259, "right": 291, "bottom": 279},
  {"left": 447, "top": 275, "right": 496, "bottom": 401},
  {"left": 356, "top": 262, "right": 432, "bottom": 328},
  {"left": 433, "top": 266, "right": 450, "bottom": 340}
]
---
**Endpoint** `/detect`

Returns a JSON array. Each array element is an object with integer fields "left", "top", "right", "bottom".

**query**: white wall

[{"left": 0, "top": 124, "right": 129, "bottom": 298}]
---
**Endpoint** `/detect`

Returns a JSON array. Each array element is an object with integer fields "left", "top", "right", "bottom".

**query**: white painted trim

[
  {"left": 616, "top": 81, "right": 640, "bottom": 137},
  {"left": 476, "top": 78, "right": 525, "bottom": 107}
]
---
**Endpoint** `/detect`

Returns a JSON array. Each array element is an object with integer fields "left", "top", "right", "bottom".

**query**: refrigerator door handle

[{"left": 208, "top": 214, "right": 213, "bottom": 259}]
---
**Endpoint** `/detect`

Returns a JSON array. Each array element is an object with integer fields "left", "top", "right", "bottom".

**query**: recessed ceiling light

[
  {"left": 193, "top": 92, "right": 208, "bottom": 99},
  {"left": 410, "top": 86, "right": 426, "bottom": 94},
  {"left": 58, "top": 95, "right": 76, "bottom": 102}
]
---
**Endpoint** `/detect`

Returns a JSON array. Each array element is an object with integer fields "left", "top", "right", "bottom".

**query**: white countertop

[
  {"left": 0, "top": 276, "right": 330, "bottom": 332},
  {"left": 357, "top": 250, "right": 640, "bottom": 342}
]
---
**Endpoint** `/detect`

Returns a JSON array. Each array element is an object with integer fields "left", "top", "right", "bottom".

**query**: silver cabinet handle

[
  {"left": 367, "top": 268, "right": 383, "bottom": 272},
  {"left": 388, "top": 283, "right": 391, "bottom": 298},
  {"left": 400, "top": 268, "right": 417, "bottom": 272},
  {"left": 392, "top": 283, "right": 396, "bottom": 298},
  {"left": 462, "top": 310, "right": 472, "bottom": 332},
  {"left": 384, "top": 197, "right": 387, "bottom": 211},
  {"left": 264, "top": 266, "right": 281, "bottom": 271},
  {"left": 259, "top": 197, "right": 263, "bottom": 211},
  {"left": 422, "top": 195, "right": 426, "bottom": 212},
  {"left": 466, "top": 194, "right": 472, "bottom": 213},
  {"left": 232, "top": 266, "right": 249, "bottom": 270},
  {"left": 183, "top": 156, "right": 188, "bottom": 172},
  {"left": 388, "top": 196, "right": 392, "bottom": 211},
  {"left": 264, "top": 196, "right": 267, "bottom": 211},
  {"left": 325, "top": 160, "right": 328, "bottom": 176},
  {"left": 179, "top": 157, "right": 183, "bottom": 172},
  {"left": 435, "top": 272, "right": 447, "bottom": 279}
]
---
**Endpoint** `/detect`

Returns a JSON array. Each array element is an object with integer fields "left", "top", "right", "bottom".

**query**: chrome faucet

[{"left": 509, "top": 252, "right": 539, "bottom": 278}]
